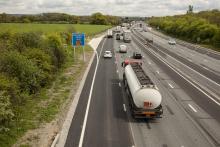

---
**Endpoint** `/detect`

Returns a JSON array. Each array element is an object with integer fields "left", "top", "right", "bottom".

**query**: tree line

[
  {"left": 0, "top": 12, "right": 121, "bottom": 25},
  {"left": 148, "top": 9, "right": 220, "bottom": 49}
]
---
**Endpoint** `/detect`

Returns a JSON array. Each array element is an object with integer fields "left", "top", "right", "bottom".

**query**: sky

[{"left": 0, "top": 0, "right": 220, "bottom": 17}]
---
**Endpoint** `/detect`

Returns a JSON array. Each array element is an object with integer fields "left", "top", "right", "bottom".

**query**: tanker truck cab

[
  {"left": 123, "top": 63, "right": 163, "bottom": 119},
  {"left": 121, "top": 59, "right": 142, "bottom": 68}
]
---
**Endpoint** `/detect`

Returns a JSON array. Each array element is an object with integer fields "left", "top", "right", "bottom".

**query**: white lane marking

[
  {"left": 123, "top": 104, "right": 127, "bottom": 112},
  {"left": 119, "top": 83, "right": 121, "bottom": 87},
  {"left": 188, "top": 104, "right": 197, "bottom": 112},
  {"left": 203, "top": 66, "right": 210, "bottom": 71},
  {"left": 117, "top": 70, "right": 119, "bottom": 73},
  {"left": 156, "top": 70, "right": 160, "bottom": 74},
  {"left": 78, "top": 39, "right": 106, "bottom": 147},
  {"left": 181, "top": 146, "right": 185, "bottom": 147},
  {"left": 132, "top": 34, "right": 220, "bottom": 106},
  {"left": 168, "top": 83, "right": 174, "bottom": 88},
  {"left": 187, "top": 58, "right": 192, "bottom": 62}
]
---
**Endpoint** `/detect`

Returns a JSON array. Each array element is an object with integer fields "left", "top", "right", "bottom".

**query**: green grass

[{"left": 0, "top": 23, "right": 111, "bottom": 36}]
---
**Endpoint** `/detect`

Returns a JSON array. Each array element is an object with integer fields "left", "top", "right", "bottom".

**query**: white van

[{"left": 119, "top": 44, "right": 127, "bottom": 53}]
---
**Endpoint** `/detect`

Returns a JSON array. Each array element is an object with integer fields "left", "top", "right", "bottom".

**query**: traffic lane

[
  {"left": 65, "top": 39, "right": 105, "bottom": 147},
  {"left": 136, "top": 30, "right": 220, "bottom": 101},
  {"left": 113, "top": 39, "right": 213, "bottom": 147},
  {"left": 142, "top": 30, "right": 220, "bottom": 73},
  {"left": 164, "top": 54, "right": 220, "bottom": 98},
  {"left": 148, "top": 28, "right": 220, "bottom": 60},
  {"left": 134, "top": 31, "right": 220, "bottom": 85},
  {"left": 129, "top": 37, "right": 220, "bottom": 145},
  {"left": 131, "top": 34, "right": 220, "bottom": 122},
  {"left": 83, "top": 38, "right": 133, "bottom": 147}
]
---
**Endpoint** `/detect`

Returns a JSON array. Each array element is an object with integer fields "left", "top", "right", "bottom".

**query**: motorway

[{"left": 64, "top": 25, "right": 220, "bottom": 147}]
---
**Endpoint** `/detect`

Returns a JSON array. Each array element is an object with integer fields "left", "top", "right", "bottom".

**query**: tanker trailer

[{"left": 123, "top": 63, "right": 163, "bottom": 118}]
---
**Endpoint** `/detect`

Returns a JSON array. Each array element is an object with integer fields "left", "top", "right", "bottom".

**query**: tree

[
  {"left": 187, "top": 5, "right": 193, "bottom": 14},
  {"left": 91, "top": 12, "right": 107, "bottom": 25}
]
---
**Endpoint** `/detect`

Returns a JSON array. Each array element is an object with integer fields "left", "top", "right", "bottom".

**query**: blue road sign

[{"left": 72, "top": 33, "right": 85, "bottom": 46}]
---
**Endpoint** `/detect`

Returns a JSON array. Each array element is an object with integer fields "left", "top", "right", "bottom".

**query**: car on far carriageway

[
  {"left": 104, "top": 50, "right": 112, "bottom": 58},
  {"left": 168, "top": 39, "right": 176, "bottom": 45}
]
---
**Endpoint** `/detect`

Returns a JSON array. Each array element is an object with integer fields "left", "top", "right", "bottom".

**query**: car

[
  {"left": 116, "top": 33, "right": 120, "bottom": 40},
  {"left": 168, "top": 39, "right": 176, "bottom": 45},
  {"left": 119, "top": 44, "right": 127, "bottom": 53},
  {"left": 103, "top": 51, "right": 112, "bottom": 58},
  {"left": 133, "top": 52, "right": 142, "bottom": 59}
]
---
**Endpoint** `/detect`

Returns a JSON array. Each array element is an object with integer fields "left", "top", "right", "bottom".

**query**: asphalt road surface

[
  {"left": 65, "top": 38, "right": 133, "bottom": 147},
  {"left": 65, "top": 27, "right": 220, "bottom": 147}
]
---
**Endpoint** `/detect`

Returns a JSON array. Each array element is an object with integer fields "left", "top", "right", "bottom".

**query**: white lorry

[
  {"left": 107, "top": 29, "right": 113, "bottom": 38},
  {"left": 123, "top": 63, "right": 163, "bottom": 118},
  {"left": 123, "top": 29, "right": 131, "bottom": 43}
]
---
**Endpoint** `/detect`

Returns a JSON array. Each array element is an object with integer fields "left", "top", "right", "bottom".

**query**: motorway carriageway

[{"left": 64, "top": 31, "right": 219, "bottom": 147}]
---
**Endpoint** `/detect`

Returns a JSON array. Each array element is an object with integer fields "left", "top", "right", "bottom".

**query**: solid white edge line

[
  {"left": 123, "top": 104, "right": 127, "bottom": 112},
  {"left": 78, "top": 38, "right": 106, "bottom": 147},
  {"left": 132, "top": 34, "right": 220, "bottom": 106},
  {"left": 188, "top": 104, "right": 197, "bottom": 113},
  {"left": 168, "top": 83, "right": 174, "bottom": 88}
]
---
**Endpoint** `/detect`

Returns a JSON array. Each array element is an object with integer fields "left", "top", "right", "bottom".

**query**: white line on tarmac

[
  {"left": 188, "top": 104, "right": 197, "bottom": 113},
  {"left": 202, "top": 66, "right": 210, "bottom": 71},
  {"left": 119, "top": 83, "right": 121, "bottom": 87},
  {"left": 156, "top": 70, "right": 160, "bottom": 74},
  {"left": 123, "top": 104, "right": 127, "bottom": 112},
  {"left": 187, "top": 58, "right": 192, "bottom": 62},
  {"left": 168, "top": 83, "right": 174, "bottom": 88},
  {"left": 78, "top": 38, "right": 106, "bottom": 147}
]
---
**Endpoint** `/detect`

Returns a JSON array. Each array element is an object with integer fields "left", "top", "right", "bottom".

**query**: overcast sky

[{"left": 0, "top": 0, "right": 219, "bottom": 17}]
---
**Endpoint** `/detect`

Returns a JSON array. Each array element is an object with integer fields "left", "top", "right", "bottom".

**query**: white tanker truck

[{"left": 123, "top": 63, "right": 163, "bottom": 118}]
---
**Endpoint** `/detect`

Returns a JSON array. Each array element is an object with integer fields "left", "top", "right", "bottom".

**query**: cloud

[{"left": 0, "top": 0, "right": 219, "bottom": 16}]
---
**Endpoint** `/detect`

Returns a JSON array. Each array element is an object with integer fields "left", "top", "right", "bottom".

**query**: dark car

[
  {"left": 133, "top": 52, "right": 142, "bottom": 59},
  {"left": 116, "top": 33, "right": 120, "bottom": 40}
]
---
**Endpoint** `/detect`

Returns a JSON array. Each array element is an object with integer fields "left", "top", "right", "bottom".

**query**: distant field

[{"left": 0, "top": 23, "right": 111, "bottom": 36}]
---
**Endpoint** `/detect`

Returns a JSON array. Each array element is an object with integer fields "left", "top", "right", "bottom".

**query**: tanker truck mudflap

[{"left": 123, "top": 63, "right": 163, "bottom": 119}]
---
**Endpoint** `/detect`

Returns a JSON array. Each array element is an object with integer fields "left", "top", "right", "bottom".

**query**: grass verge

[{"left": 0, "top": 45, "right": 93, "bottom": 147}]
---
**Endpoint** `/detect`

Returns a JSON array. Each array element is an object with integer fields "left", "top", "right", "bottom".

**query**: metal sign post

[{"left": 72, "top": 33, "right": 85, "bottom": 62}]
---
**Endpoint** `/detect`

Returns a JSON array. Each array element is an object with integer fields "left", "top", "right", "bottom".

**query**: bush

[
  {"left": 0, "top": 91, "right": 14, "bottom": 126},
  {"left": 12, "top": 32, "right": 42, "bottom": 52},
  {"left": 0, "top": 51, "right": 42, "bottom": 94},
  {"left": 0, "top": 74, "right": 20, "bottom": 104},
  {"left": 23, "top": 48, "right": 54, "bottom": 86},
  {"left": 46, "top": 34, "right": 66, "bottom": 69}
]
